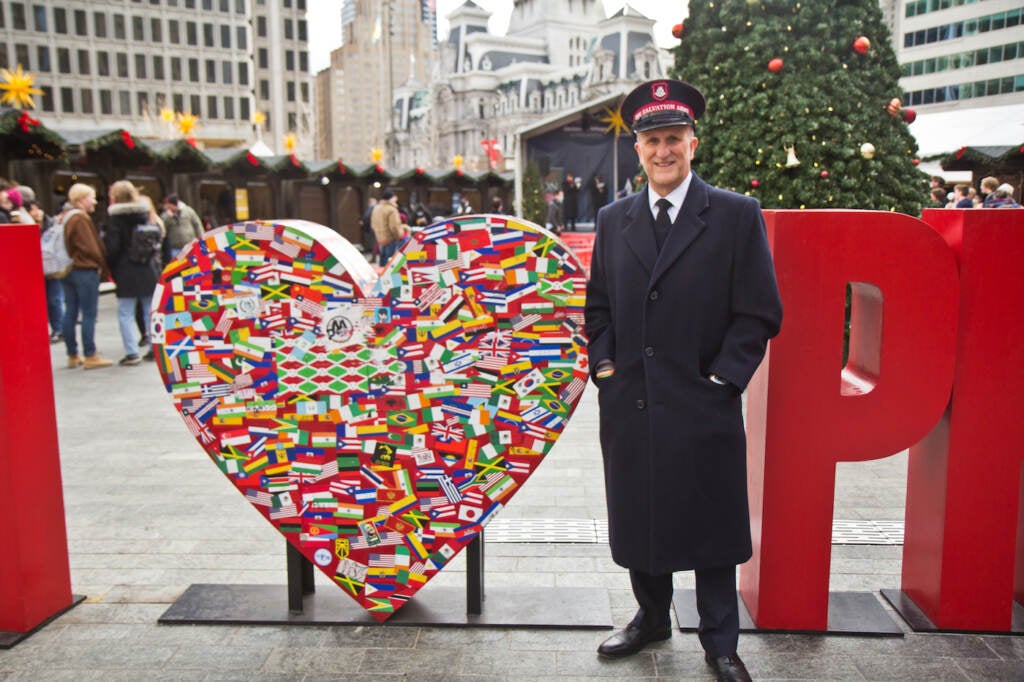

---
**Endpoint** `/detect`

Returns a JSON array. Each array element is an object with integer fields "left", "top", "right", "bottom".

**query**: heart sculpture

[{"left": 152, "top": 216, "right": 589, "bottom": 620}]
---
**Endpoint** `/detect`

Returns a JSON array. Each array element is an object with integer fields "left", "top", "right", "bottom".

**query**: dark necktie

[{"left": 654, "top": 198, "right": 672, "bottom": 251}]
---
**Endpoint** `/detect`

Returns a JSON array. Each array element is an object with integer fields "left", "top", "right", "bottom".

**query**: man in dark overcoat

[{"left": 584, "top": 79, "right": 782, "bottom": 682}]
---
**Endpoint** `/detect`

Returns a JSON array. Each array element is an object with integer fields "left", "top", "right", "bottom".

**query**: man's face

[
  {"left": 164, "top": 202, "right": 179, "bottom": 215},
  {"left": 635, "top": 125, "right": 698, "bottom": 196}
]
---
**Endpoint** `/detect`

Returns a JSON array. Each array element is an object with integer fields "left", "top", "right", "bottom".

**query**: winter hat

[
  {"left": 5, "top": 188, "right": 23, "bottom": 208},
  {"left": 16, "top": 185, "right": 35, "bottom": 203}
]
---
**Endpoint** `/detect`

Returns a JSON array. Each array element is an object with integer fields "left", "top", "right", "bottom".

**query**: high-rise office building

[
  {"left": 890, "top": 0, "right": 1024, "bottom": 111},
  {"left": 882, "top": 0, "right": 1024, "bottom": 165},
  {"left": 0, "top": 0, "right": 312, "bottom": 156},
  {"left": 314, "top": 0, "right": 436, "bottom": 163}
]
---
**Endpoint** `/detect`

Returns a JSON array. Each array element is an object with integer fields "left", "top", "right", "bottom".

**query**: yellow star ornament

[
  {"left": 0, "top": 65, "right": 44, "bottom": 110},
  {"left": 600, "top": 105, "right": 630, "bottom": 137},
  {"left": 176, "top": 111, "right": 199, "bottom": 136}
]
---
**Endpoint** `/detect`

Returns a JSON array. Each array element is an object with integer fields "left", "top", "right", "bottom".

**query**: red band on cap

[{"left": 633, "top": 101, "right": 694, "bottom": 122}]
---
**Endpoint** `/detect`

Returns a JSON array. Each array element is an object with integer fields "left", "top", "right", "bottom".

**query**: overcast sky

[{"left": 307, "top": 0, "right": 685, "bottom": 73}]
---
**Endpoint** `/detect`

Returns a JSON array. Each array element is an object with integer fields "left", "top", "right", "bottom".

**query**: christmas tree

[
  {"left": 672, "top": 0, "right": 926, "bottom": 214},
  {"left": 521, "top": 162, "right": 548, "bottom": 225}
]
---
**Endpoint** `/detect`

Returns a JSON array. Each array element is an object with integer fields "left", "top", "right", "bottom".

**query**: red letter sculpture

[
  {"left": 742, "top": 210, "right": 959, "bottom": 630},
  {"left": 899, "top": 208, "right": 1024, "bottom": 631},
  {"left": 0, "top": 224, "right": 76, "bottom": 640}
]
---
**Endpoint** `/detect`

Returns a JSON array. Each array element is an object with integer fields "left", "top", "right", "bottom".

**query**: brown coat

[
  {"left": 369, "top": 200, "right": 406, "bottom": 246},
  {"left": 59, "top": 208, "right": 107, "bottom": 277}
]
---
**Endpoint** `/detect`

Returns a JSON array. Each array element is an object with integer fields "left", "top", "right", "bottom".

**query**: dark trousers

[{"left": 629, "top": 565, "right": 740, "bottom": 657}]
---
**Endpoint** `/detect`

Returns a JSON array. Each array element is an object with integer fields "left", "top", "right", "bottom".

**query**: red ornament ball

[
  {"left": 853, "top": 36, "right": 871, "bottom": 55},
  {"left": 820, "top": 170, "right": 829, "bottom": 179},
  {"left": 913, "top": 158, "right": 920, "bottom": 166},
  {"left": 768, "top": 58, "right": 784, "bottom": 73},
  {"left": 901, "top": 108, "right": 917, "bottom": 124},
  {"left": 751, "top": 179, "right": 760, "bottom": 188},
  {"left": 672, "top": 23, "right": 684, "bottom": 39}
]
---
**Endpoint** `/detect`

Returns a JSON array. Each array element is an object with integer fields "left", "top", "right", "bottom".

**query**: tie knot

[{"left": 656, "top": 198, "right": 672, "bottom": 213}]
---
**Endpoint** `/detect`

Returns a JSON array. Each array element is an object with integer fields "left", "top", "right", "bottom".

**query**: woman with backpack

[
  {"left": 104, "top": 180, "right": 163, "bottom": 366},
  {"left": 27, "top": 198, "right": 65, "bottom": 343}
]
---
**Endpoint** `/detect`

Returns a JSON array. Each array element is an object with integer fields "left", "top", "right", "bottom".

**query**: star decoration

[
  {"left": 600, "top": 105, "right": 630, "bottom": 137},
  {"left": 0, "top": 65, "right": 44, "bottom": 110},
  {"left": 283, "top": 132, "right": 297, "bottom": 153},
  {"left": 176, "top": 111, "right": 199, "bottom": 136}
]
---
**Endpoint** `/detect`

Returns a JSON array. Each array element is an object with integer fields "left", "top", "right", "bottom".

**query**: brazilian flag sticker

[
  {"left": 543, "top": 397, "right": 570, "bottom": 417},
  {"left": 386, "top": 410, "right": 418, "bottom": 427}
]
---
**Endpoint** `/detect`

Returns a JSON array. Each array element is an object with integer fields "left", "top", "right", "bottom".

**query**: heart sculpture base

[{"left": 159, "top": 583, "right": 612, "bottom": 628}]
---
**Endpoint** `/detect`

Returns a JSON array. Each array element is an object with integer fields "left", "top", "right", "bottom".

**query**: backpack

[
  {"left": 41, "top": 209, "right": 80, "bottom": 279},
  {"left": 126, "top": 221, "right": 163, "bottom": 265}
]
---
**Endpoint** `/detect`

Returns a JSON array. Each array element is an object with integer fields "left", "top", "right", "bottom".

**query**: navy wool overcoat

[{"left": 584, "top": 173, "right": 783, "bottom": 574}]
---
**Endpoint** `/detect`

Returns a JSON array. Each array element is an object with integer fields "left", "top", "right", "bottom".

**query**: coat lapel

[
  {"left": 650, "top": 174, "right": 709, "bottom": 285},
  {"left": 622, "top": 193, "right": 658, "bottom": 275}
]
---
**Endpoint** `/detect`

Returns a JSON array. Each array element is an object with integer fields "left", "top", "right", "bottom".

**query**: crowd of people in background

[
  {"left": 1, "top": 177, "right": 209, "bottom": 370},
  {"left": 2, "top": 169, "right": 1017, "bottom": 371},
  {"left": 930, "top": 175, "right": 1022, "bottom": 209}
]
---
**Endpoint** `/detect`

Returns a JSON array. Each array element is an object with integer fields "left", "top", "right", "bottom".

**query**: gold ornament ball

[{"left": 860, "top": 142, "right": 876, "bottom": 159}]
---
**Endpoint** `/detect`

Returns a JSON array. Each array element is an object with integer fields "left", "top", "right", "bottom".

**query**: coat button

[
  {"left": 644, "top": 346, "right": 655, "bottom": 357},
  {"left": 649, "top": 290, "right": 659, "bottom": 300},
  {"left": 636, "top": 399, "right": 646, "bottom": 410}
]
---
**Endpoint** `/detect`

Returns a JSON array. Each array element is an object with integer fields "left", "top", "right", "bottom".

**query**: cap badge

[{"left": 651, "top": 82, "right": 669, "bottom": 101}]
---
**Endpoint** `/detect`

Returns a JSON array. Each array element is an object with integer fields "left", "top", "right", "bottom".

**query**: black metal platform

[
  {"left": 159, "top": 583, "right": 612, "bottom": 628},
  {"left": 159, "top": 534, "right": 612, "bottom": 628},
  {"left": 672, "top": 589, "right": 904, "bottom": 636},
  {"left": 0, "top": 594, "right": 86, "bottom": 649},
  {"left": 881, "top": 589, "right": 1024, "bottom": 635}
]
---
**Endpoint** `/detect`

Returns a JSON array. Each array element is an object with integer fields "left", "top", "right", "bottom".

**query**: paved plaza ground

[{"left": 2, "top": 292, "right": 1023, "bottom": 681}]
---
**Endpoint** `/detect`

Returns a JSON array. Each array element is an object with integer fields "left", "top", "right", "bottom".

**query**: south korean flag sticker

[
  {"left": 149, "top": 313, "right": 167, "bottom": 345},
  {"left": 513, "top": 368, "right": 545, "bottom": 398}
]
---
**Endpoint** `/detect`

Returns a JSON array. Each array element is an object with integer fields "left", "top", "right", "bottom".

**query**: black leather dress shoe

[
  {"left": 705, "top": 652, "right": 752, "bottom": 682},
  {"left": 596, "top": 623, "right": 671, "bottom": 657}
]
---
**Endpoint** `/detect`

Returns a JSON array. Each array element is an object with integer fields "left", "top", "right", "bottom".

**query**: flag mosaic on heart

[{"left": 152, "top": 216, "right": 589, "bottom": 620}]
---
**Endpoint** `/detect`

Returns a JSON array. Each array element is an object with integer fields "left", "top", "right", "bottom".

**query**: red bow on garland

[
  {"left": 121, "top": 130, "right": 135, "bottom": 149},
  {"left": 17, "top": 110, "right": 39, "bottom": 133}
]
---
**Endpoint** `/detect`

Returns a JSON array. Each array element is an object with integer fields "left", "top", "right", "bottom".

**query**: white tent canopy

[
  {"left": 907, "top": 102, "right": 1024, "bottom": 183},
  {"left": 909, "top": 102, "right": 1024, "bottom": 159}
]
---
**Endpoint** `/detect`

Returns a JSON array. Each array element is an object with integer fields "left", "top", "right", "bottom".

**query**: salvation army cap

[{"left": 620, "top": 79, "right": 706, "bottom": 134}]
